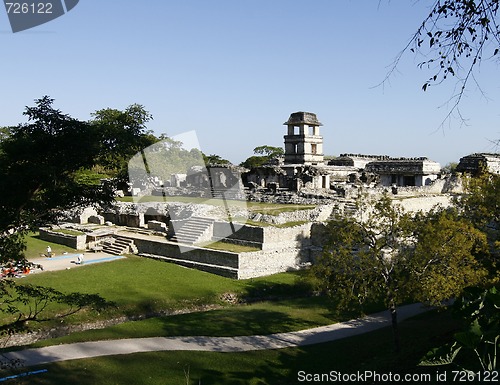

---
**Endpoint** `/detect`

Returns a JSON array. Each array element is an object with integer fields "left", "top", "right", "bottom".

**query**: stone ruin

[{"left": 43, "top": 112, "right": 497, "bottom": 279}]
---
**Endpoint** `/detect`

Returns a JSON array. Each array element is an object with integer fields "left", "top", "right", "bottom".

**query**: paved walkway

[
  {"left": 3, "top": 303, "right": 429, "bottom": 367},
  {"left": 28, "top": 252, "right": 125, "bottom": 273}
]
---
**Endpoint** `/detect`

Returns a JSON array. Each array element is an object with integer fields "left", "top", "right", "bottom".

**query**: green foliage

[
  {"left": 203, "top": 153, "right": 231, "bottom": 165},
  {"left": 310, "top": 193, "right": 414, "bottom": 311},
  {"left": 441, "top": 162, "right": 458, "bottom": 174},
  {"left": 128, "top": 137, "right": 205, "bottom": 183},
  {"left": 420, "top": 286, "right": 500, "bottom": 372},
  {"left": 412, "top": 0, "right": 499, "bottom": 91},
  {"left": 407, "top": 210, "right": 489, "bottom": 305},
  {"left": 240, "top": 145, "right": 283, "bottom": 169},
  {"left": 0, "top": 97, "right": 116, "bottom": 263},
  {"left": 253, "top": 145, "right": 284, "bottom": 157},
  {"left": 310, "top": 193, "right": 490, "bottom": 353},
  {"left": 90, "top": 104, "right": 158, "bottom": 174},
  {"left": 455, "top": 173, "right": 500, "bottom": 279},
  {"left": 240, "top": 155, "right": 269, "bottom": 169}
]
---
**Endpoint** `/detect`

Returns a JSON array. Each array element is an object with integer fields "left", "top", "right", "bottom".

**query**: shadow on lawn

[
  {"left": 240, "top": 271, "right": 314, "bottom": 303},
  {"left": 157, "top": 307, "right": 322, "bottom": 337},
  {"left": 188, "top": 310, "right": 462, "bottom": 385}
]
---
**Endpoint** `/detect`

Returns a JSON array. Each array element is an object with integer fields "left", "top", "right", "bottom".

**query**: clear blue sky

[{"left": 1, "top": 0, "right": 499, "bottom": 166}]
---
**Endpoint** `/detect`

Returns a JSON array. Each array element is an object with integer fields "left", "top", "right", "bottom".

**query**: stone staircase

[
  {"left": 343, "top": 200, "right": 357, "bottom": 216},
  {"left": 329, "top": 199, "right": 357, "bottom": 219},
  {"left": 102, "top": 235, "right": 138, "bottom": 255},
  {"left": 170, "top": 217, "right": 215, "bottom": 245},
  {"left": 210, "top": 187, "right": 244, "bottom": 200}
]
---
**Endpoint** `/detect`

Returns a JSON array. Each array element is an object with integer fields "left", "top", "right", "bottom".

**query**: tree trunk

[{"left": 390, "top": 302, "right": 400, "bottom": 353}]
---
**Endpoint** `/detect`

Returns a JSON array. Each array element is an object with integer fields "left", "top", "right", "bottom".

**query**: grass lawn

[
  {"left": 30, "top": 296, "right": 339, "bottom": 348},
  {"left": 24, "top": 233, "right": 79, "bottom": 259},
  {"left": 5, "top": 250, "right": 327, "bottom": 332},
  {"left": 9, "top": 310, "right": 464, "bottom": 385},
  {"left": 197, "top": 240, "right": 260, "bottom": 252}
]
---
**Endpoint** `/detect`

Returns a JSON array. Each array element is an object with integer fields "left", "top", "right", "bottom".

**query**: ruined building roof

[
  {"left": 457, "top": 153, "right": 500, "bottom": 174},
  {"left": 365, "top": 158, "right": 441, "bottom": 175},
  {"left": 283, "top": 112, "right": 323, "bottom": 126}
]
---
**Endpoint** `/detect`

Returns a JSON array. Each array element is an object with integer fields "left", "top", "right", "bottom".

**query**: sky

[{"left": 1, "top": 0, "right": 499, "bottom": 167}]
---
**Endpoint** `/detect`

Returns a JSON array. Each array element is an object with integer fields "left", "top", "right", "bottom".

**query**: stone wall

[
  {"left": 213, "top": 221, "right": 313, "bottom": 251},
  {"left": 39, "top": 228, "right": 87, "bottom": 250},
  {"left": 261, "top": 223, "right": 312, "bottom": 250},
  {"left": 238, "top": 247, "right": 310, "bottom": 279},
  {"left": 392, "top": 195, "right": 453, "bottom": 213},
  {"left": 132, "top": 237, "right": 239, "bottom": 269},
  {"left": 214, "top": 222, "right": 264, "bottom": 248},
  {"left": 102, "top": 212, "right": 145, "bottom": 228}
]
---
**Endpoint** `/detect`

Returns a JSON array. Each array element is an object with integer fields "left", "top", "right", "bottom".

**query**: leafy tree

[
  {"left": 203, "top": 153, "right": 231, "bottom": 165},
  {"left": 0, "top": 98, "right": 116, "bottom": 355},
  {"left": 253, "top": 145, "right": 284, "bottom": 158},
  {"left": 407, "top": 209, "right": 489, "bottom": 303},
  {"left": 420, "top": 286, "right": 500, "bottom": 373},
  {"left": 0, "top": 97, "right": 116, "bottom": 262},
  {"left": 90, "top": 104, "right": 158, "bottom": 174},
  {"left": 240, "top": 145, "right": 283, "bottom": 169},
  {"left": 310, "top": 193, "right": 488, "bottom": 351},
  {"left": 128, "top": 137, "right": 206, "bottom": 185},
  {"left": 455, "top": 172, "right": 500, "bottom": 279},
  {"left": 388, "top": 0, "right": 500, "bottom": 122},
  {"left": 441, "top": 162, "right": 459, "bottom": 174}
]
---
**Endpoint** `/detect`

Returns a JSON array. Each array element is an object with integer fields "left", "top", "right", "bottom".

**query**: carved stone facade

[
  {"left": 364, "top": 158, "right": 441, "bottom": 187},
  {"left": 283, "top": 112, "right": 324, "bottom": 165},
  {"left": 457, "top": 153, "right": 500, "bottom": 175}
]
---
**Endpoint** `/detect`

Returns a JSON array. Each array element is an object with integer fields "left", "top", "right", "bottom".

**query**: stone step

[
  {"left": 101, "top": 236, "right": 137, "bottom": 255},
  {"left": 171, "top": 217, "right": 215, "bottom": 245}
]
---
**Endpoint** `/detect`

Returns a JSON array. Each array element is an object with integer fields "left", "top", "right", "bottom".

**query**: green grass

[
  {"left": 197, "top": 240, "right": 260, "bottom": 253},
  {"left": 51, "top": 229, "right": 85, "bottom": 236},
  {"left": 24, "top": 233, "right": 79, "bottom": 259},
  {"left": 29, "top": 297, "right": 338, "bottom": 348},
  {"left": 8, "top": 310, "right": 464, "bottom": 385},
  {"left": 6, "top": 251, "right": 315, "bottom": 327},
  {"left": 20, "top": 256, "right": 240, "bottom": 319}
]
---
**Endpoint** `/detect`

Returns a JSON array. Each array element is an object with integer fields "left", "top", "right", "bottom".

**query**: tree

[
  {"left": 90, "top": 104, "right": 158, "bottom": 174},
  {"left": 253, "top": 145, "right": 284, "bottom": 158},
  {"left": 0, "top": 97, "right": 115, "bottom": 354},
  {"left": 455, "top": 172, "right": 500, "bottom": 278},
  {"left": 388, "top": 0, "right": 500, "bottom": 123},
  {"left": 441, "top": 161, "right": 459, "bottom": 174},
  {"left": 310, "top": 193, "right": 488, "bottom": 351},
  {"left": 420, "top": 286, "right": 500, "bottom": 373},
  {"left": 240, "top": 145, "right": 283, "bottom": 169},
  {"left": 203, "top": 153, "right": 232, "bottom": 165},
  {"left": 0, "top": 97, "right": 116, "bottom": 262}
]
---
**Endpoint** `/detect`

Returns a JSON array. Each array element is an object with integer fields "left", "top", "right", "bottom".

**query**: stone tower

[{"left": 283, "top": 111, "right": 324, "bottom": 165}]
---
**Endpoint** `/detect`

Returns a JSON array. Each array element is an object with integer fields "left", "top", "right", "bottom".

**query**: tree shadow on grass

[
  {"left": 158, "top": 307, "right": 323, "bottom": 337},
  {"left": 240, "top": 271, "right": 314, "bottom": 302},
  {"left": 188, "top": 309, "right": 463, "bottom": 384}
]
